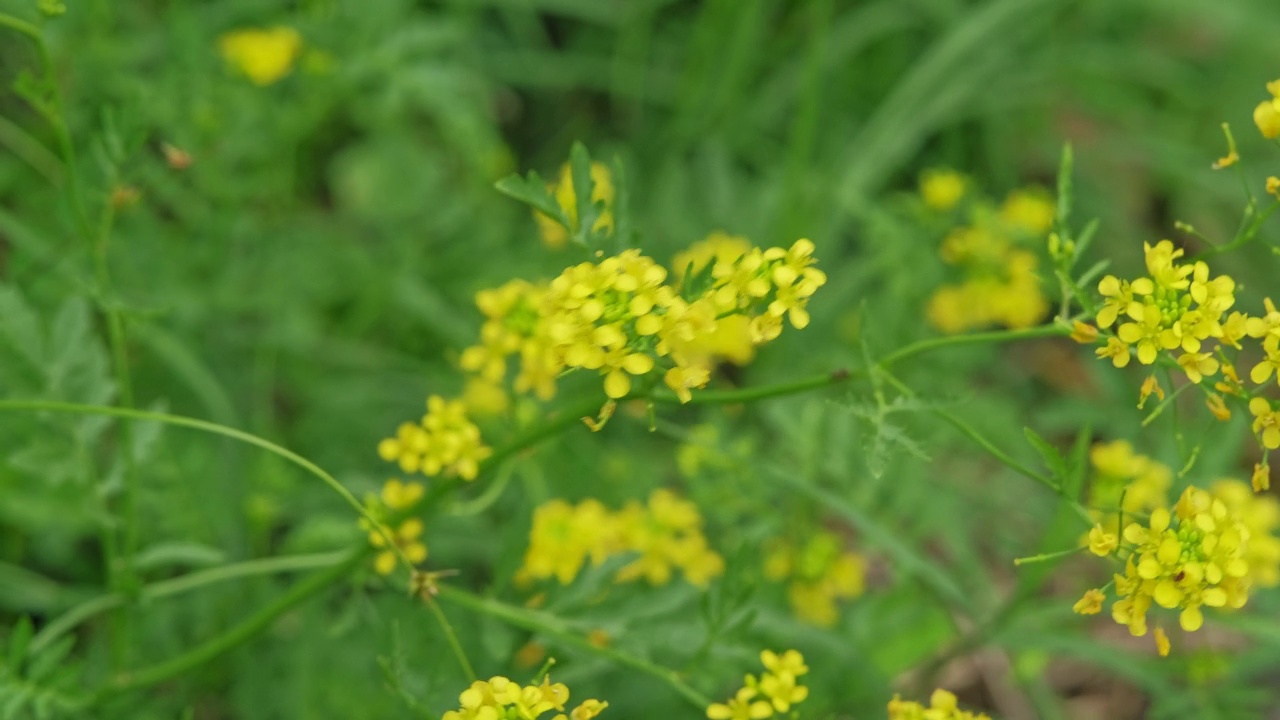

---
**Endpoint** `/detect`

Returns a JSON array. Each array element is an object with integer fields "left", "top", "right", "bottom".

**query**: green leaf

[
  {"left": 1023, "top": 427, "right": 1067, "bottom": 483},
  {"left": 6, "top": 617, "right": 33, "bottom": 671},
  {"left": 493, "top": 170, "right": 566, "bottom": 226},
  {"left": 568, "top": 141, "right": 599, "bottom": 249}
]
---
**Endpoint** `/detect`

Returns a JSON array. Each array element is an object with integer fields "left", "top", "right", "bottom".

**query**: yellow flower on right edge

[
  {"left": 1254, "top": 79, "right": 1280, "bottom": 139},
  {"left": 706, "top": 650, "right": 809, "bottom": 720},
  {"left": 217, "top": 26, "right": 302, "bottom": 86},
  {"left": 441, "top": 675, "right": 607, "bottom": 720},
  {"left": 887, "top": 689, "right": 990, "bottom": 720}
]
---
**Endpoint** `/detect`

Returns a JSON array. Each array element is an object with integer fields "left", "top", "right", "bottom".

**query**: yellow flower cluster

[
  {"left": 459, "top": 240, "right": 824, "bottom": 403},
  {"left": 887, "top": 689, "right": 990, "bottom": 720},
  {"left": 762, "top": 530, "right": 866, "bottom": 627},
  {"left": 1255, "top": 79, "right": 1280, "bottom": 139},
  {"left": 670, "top": 233, "right": 758, "bottom": 367},
  {"left": 441, "top": 675, "right": 607, "bottom": 720},
  {"left": 360, "top": 479, "right": 427, "bottom": 575},
  {"left": 376, "top": 395, "right": 491, "bottom": 480},
  {"left": 1212, "top": 479, "right": 1280, "bottom": 588},
  {"left": 1085, "top": 440, "right": 1171, "bottom": 534},
  {"left": 706, "top": 650, "right": 809, "bottom": 720},
  {"left": 922, "top": 178, "right": 1054, "bottom": 334},
  {"left": 1084, "top": 486, "right": 1251, "bottom": 639},
  {"left": 1092, "top": 240, "right": 1239, "bottom": 381},
  {"left": 217, "top": 26, "right": 302, "bottom": 86},
  {"left": 534, "top": 162, "right": 616, "bottom": 249},
  {"left": 516, "top": 489, "right": 724, "bottom": 588}
]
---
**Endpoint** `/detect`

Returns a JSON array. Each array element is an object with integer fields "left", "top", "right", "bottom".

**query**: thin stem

[
  {"left": 877, "top": 324, "right": 1072, "bottom": 368},
  {"left": 1012, "top": 547, "right": 1084, "bottom": 566},
  {"left": 95, "top": 547, "right": 367, "bottom": 698},
  {"left": 0, "top": 400, "right": 396, "bottom": 549},
  {"left": 1191, "top": 200, "right": 1280, "bottom": 261},
  {"left": 424, "top": 595, "right": 478, "bottom": 682},
  {"left": 643, "top": 369, "right": 856, "bottom": 405},
  {"left": 30, "top": 551, "right": 349, "bottom": 654},
  {"left": 437, "top": 585, "right": 712, "bottom": 710}
]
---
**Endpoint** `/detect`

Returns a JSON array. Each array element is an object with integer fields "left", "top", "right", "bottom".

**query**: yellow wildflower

[
  {"left": 1154, "top": 626, "right": 1171, "bottom": 657},
  {"left": 1073, "top": 588, "right": 1105, "bottom": 615},
  {"left": 1000, "top": 187, "right": 1055, "bottom": 235},
  {"left": 919, "top": 169, "right": 967, "bottom": 211},
  {"left": 1206, "top": 393, "right": 1230, "bottom": 422},
  {"left": 708, "top": 650, "right": 808, "bottom": 720},
  {"left": 441, "top": 675, "right": 606, "bottom": 720},
  {"left": 1255, "top": 461, "right": 1272, "bottom": 493},
  {"left": 1070, "top": 321, "right": 1098, "bottom": 344},
  {"left": 1212, "top": 479, "right": 1280, "bottom": 586},
  {"left": 764, "top": 531, "right": 866, "bottom": 626},
  {"left": 1267, "top": 176, "right": 1280, "bottom": 198},
  {"left": 1251, "top": 397, "right": 1280, "bottom": 449},
  {"left": 1138, "top": 375, "right": 1164, "bottom": 408},
  {"left": 1086, "top": 440, "right": 1172, "bottom": 537},
  {"left": 217, "top": 26, "right": 302, "bottom": 86},
  {"left": 1253, "top": 79, "right": 1280, "bottom": 139},
  {"left": 1108, "top": 487, "right": 1250, "bottom": 635},
  {"left": 888, "top": 689, "right": 990, "bottom": 720},
  {"left": 534, "top": 162, "right": 615, "bottom": 249},
  {"left": 377, "top": 395, "right": 492, "bottom": 480},
  {"left": 1088, "top": 525, "right": 1117, "bottom": 556},
  {"left": 365, "top": 517, "right": 428, "bottom": 575}
]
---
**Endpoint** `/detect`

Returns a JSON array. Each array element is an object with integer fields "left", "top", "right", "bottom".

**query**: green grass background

[{"left": 3, "top": 0, "right": 1280, "bottom": 718}]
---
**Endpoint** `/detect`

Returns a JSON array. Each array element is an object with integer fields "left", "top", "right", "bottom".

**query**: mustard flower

[
  {"left": 1095, "top": 337, "right": 1130, "bottom": 368},
  {"left": 1255, "top": 461, "right": 1272, "bottom": 493},
  {"left": 919, "top": 169, "right": 967, "bottom": 211},
  {"left": 441, "top": 676, "right": 606, "bottom": 720},
  {"left": 1254, "top": 79, "right": 1280, "bottom": 139},
  {"left": 534, "top": 162, "right": 616, "bottom": 249},
  {"left": 1138, "top": 374, "right": 1164, "bottom": 408},
  {"left": 1109, "top": 486, "right": 1250, "bottom": 636},
  {"left": 763, "top": 531, "right": 866, "bottom": 626},
  {"left": 1073, "top": 588, "right": 1105, "bottom": 615},
  {"left": 1250, "top": 397, "right": 1280, "bottom": 449},
  {"left": 366, "top": 517, "right": 428, "bottom": 575},
  {"left": 217, "top": 26, "right": 302, "bottom": 85},
  {"left": 1206, "top": 393, "right": 1230, "bottom": 422},
  {"left": 999, "top": 187, "right": 1055, "bottom": 235},
  {"left": 1088, "top": 525, "right": 1117, "bottom": 556},
  {"left": 1154, "top": 626, "right": 1171, "bottom": 657},
  {"left": 377, "top": 396, "right": 491, "bottom": 480},
  {"left": 1212, "top": 479, "right": 1280, "bottom": 586},
  {"left": 708, "top": 650, "right": 809, "bottom": 720},
  {"left": 1176, "top": 351, "right": 1219, "bottom": 384},
  {"left": 887, "top": 689, "right": 990, "bottom": 720},
  {"left": 1268, "top": 176, "right": 1280, "bottom": 198},
  {"left": 1250, "top": 335, "right": 1280, "bottom": 386}
]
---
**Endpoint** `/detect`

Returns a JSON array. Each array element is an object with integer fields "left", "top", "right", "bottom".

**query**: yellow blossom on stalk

[
  {"left": 1267, "top": 177, "right": 1280, "bottom": 198},
  {"left": 360, "top": 479, "right": 428, "bottom": 575},
  {"left": 1206, "top": 393, "right": 1231, "bottom": 422},
  {"left": 1255, "top": 462, "right": 1272, "bottom": 493},
  {"left": 1253, "top": 80, "right": 1280, "bottom": 139},
  {"left": 1108, "top": 486, "right": 1251, "bottom": 636},
  {"left": 919, "top": 169, "right": 967, "bottom": 211},
  {"left": 516, "top": 490, "right": 723, "bottom": 588},
  {"left": 377, "top": 395, "right": 491, "bottom": 480},
  {"left": 707, "top": 650, "right": 809, "bottom": 720},
  {"left": 763, "top": 530, "right": 866, "bottom": 626},
  {"left": 887, "top": 689, "right": 990, "bottom": 720},
  {"left": 1138, "top": 375, "right": 1164, "bottom": 408},
  {"left": 708, "top": 239, "right": 828, "bottom": 342},
  {"left": 1070, "top": 321, "right": 1098, "bottom": 344},
  {"left": 1000, "top": 187, "right": 1056, "bottom": 235},
  {"left": 1212, "top": 479, "right": 1280, "bottom": 586},
  {"left": 1250, "top": 397, "right": 1280, "bottom": 449},
  {"left": 1073, "top": 588, "right": 1105, "bottom": 615},
  {"left": 460, "top": 279, "right": 558, "bottom": 399},
  {"left": 534, "top": 162, "right": 616, "bottom": 249},
  {"left": 217, "top": 26, "right": 302, "bottom": 86},
  {"left": 1095, "top": 241, "right": 1235, "bottom": 384},
  {"left": 672, "top": 233, "right": 758, "bottom": 367},
  {"left": 1087, "top": 525, "right": 1117, "bottom": 556},
  {"left": 441, "top": 675, "right": 607, "bottom": 720}
]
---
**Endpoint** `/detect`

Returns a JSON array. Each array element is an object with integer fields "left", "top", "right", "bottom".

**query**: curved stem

[
  {"left": 95, "top": 547, "right": 367, "bottom": 698},
  {"left": 30, "top": 551, "right": 351, "bottom": 655},
  {"left": 643, "top": 368, "right": 856, "bottom": 405},
  {"left": 0, "top": 400, "right": 403, "bottom": 556},
  {"left": 437, "top": 585, "right": 712, "bottom": 710},
  {"left": 424, "top": 595, "right": 477, "bottom": 682}
]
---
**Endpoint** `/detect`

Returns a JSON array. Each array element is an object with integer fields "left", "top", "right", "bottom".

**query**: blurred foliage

[{"left": 2, "top": 0, "right": 1280, "bottom": 718}]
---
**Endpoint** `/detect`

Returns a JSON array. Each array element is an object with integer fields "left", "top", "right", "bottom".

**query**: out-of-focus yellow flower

[
  {"left": 516, "top": 490, "right": 723, "bottom": 588},
  {"left": 1138, "top": 374, "right": 1164, "bottom": 408},
  {"left": 360, "top": 479, "right": 428, "bottom": 575},
  {"left": 1212, "top": 479, "right": 1280, "bottom": 586},
  {"left": 217, "top": 26, "right": 302, "bottom": 86},
  {"left": 1250, "top": 397, "right": 1280, "bottom": 449},
  {"left": 1267, "top": 176, "right": 1280, "bottom": 198},
  {"left": 1255, "top": 461, "right": 1272, "bottom": 493},
  {"left": 1070, "top": 321, "right": 1098, "bottom": 344},
  {"left": 1154, "top": 626, "right": 1171, "bottom": 657},
  {"left": 462, "top": 376, "right": 509, "bottom": 416},
  {"left": 763, "top": 531, "right": 866, "bottom": 626},
  {"left": 1253, "top": 80, "right": 1280, "bottom": 139},
  {"left": 887, "top": 689, "right": 990, "bottom": 720},
  {"left": 535, "top": 162, "right": 615, "bottom": 249},
  {"left": 919, "top": 169, "right": 967, "bottom": 212},
  {"left": 1206, "top": 393, "right": 1230, "bottom": 422},
  {"left": 1000, "top": 187, "right": 1055, "bottom": 235},
  {"left": 377, "top": 396, "right": 491, "bottom": 480}
]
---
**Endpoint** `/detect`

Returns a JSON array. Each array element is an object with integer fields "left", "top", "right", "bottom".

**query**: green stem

[
  {"left": 95, "top": 547, "right": 367, "bottom": 698},
  {"left": 424, "top": 595, "right": 477, "bottom": 682},
  {"left": 437, "top": 585, "right": 713, "bottom": 710},
  {"left": 30, "top": 551, "right": 350, "bottom": 655},
  {"left": 1191, "top": 200, "right": 1280, "bottom": 261},
  {"left": 643, "top": 368, "right": 856, "bottom": 405},
  {"left": 876, "top": 324, "right": 1072, "bottom": 368}
]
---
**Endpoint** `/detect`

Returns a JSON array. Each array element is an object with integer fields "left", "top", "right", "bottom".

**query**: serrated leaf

[
  {"left": 493, "top": 171, "right": 566, "bottom": 226},
  {"left": 1023, "top": 427, "right": 1067, "bottom": 482},
  {"left": 0, "top": 286, "right": 44, "bottom": 369}
]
